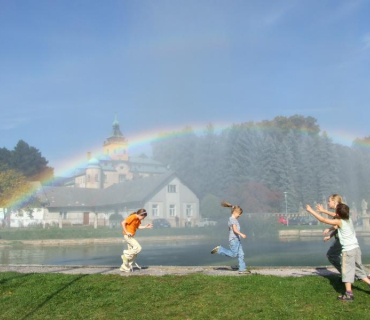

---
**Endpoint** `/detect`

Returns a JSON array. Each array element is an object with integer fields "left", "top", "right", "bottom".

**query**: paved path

[{"left": 0, "top": 265, "right": 341, "bottom": 277}]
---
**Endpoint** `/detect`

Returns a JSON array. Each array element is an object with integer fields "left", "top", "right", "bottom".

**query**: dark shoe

[
  {"left": 211, "top": 246, "right": 220, "bottom": 254},
  {"left": 337, "top": 293, "right": 354, "bottom": 302}
]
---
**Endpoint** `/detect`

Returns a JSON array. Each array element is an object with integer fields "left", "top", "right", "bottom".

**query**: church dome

[{"left": 87, "top": 158, "right": 101, "bottom": 168}]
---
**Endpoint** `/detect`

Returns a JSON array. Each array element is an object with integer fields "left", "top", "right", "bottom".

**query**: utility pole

[{"left": 284, "top": 191, "right": 288, "bottom": 226}]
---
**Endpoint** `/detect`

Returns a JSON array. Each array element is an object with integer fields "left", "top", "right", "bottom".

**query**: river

[{"left": 2, "top": 237, "right": 370, "bottom": 267}]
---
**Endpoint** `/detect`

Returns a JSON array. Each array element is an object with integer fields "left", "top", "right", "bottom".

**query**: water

[{"left": 2, "top": 238, "right": 370, "bottom": 267}]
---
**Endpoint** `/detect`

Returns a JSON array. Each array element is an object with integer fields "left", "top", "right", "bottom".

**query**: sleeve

[
  {"left": 125, "top": 215, "right": 135, "bottom": 225},
  {"left": 229, "top": 217, "right": 238, "bottom": 226}
]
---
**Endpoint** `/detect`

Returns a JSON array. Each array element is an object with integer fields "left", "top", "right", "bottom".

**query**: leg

[
  {"left": 326, "top": 238, "right": 342, "bottom": 273},
  {"left": 341, "top": 250, "right": 356, "bottom": 289},
  {"left": 353, "top": 247, "right": 370, "bottom": 284},
  {"left": 217, "top": 245, "right": 238, "bottom": 258},
  {"left": 236, "top": 241, "right": 247, "bottom": 272},
  {"left": 338, "top": 250, "right": 355, "bottom": 301},
  {"left": 123, "top": 236, "right": 142, "bottom": 260},
  {"left": 121, "top": 236, "right": 142, "bottom": 272}
]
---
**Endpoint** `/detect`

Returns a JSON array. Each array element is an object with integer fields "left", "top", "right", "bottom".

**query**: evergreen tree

[
  {"left": 0, "top": 147, "right": 11, "bottom": 171},
  {"left": 274, "top": 139, "right": 298, "bottom": 212},
  {"left": 10, "top": 140, "right": 53, "bottom": 180},
  {"left": 313, "top": 133, "right": 340, "bottom": 203}
]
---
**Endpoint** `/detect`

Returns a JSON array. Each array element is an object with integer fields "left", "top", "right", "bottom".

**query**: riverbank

[{"left": 0, "top": 264, "right": 342, "bottom": 277}]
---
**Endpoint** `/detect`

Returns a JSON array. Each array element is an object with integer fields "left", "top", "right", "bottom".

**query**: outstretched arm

[
  {"left": 306, "top": 205, "right": 341, "bottom": 227},
  {"left": 316, "top": 204, "right": 336, "bottom": 217},
  {"left": 139, "top": 223, "right": 153, "bottom": 229}
]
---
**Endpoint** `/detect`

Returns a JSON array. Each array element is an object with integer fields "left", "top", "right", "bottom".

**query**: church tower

[{"left": 103, "top": 115, "right": 129, "bottom": 160}]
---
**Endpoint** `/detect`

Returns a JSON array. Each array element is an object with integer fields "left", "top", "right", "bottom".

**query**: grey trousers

[{"left": 342, "top": 247, "right": 368, "bottom": 283}]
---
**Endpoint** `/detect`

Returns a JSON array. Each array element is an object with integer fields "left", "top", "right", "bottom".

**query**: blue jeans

[{"left": 217, "top": 238, "right": 246, "bottom": 271}]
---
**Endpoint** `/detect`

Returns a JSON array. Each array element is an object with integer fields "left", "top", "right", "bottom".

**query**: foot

[
  {"left": 238, "top": 270, "right": 251, "bottom": 275},
  {"left": 211, "top": 246, "right": 220, "bottom": 254},
  {"left": 119, "top": 265, "right": 130, "bottom": 273},
  {"left": 128, "top": 259, "right": 140, "bottom": 271},
  {"left": 337, "top": 293, "right": 354, "bottom": 302},
  {"left": 121, "top": 255, "right": 130, "bottom": 269}
]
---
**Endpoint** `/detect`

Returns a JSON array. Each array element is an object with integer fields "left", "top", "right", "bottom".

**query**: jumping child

[
  {"left": 211, "top": 201, "right": 250, "bottom": 274},
  {"left": 306, "top": 203, "right": 370, "bottom": 301},
  {"left": 120, "top": 209, "right": 152, "bottom": 272},
  {"left": 316, "top": 194, "right": 344, "bottom": 273}
]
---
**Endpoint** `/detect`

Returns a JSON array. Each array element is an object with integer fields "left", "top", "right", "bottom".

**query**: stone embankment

[{"left": 0, "top": 264, "right": 342, "bottom": 277}]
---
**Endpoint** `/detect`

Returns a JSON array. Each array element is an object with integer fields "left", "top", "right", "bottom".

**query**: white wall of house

[{"left": 145, "top": 177, "right": 199, "bottom": 227}]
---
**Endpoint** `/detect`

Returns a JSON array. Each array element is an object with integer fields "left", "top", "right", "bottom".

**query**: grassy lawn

[{"left": 1, "top": 272, "right": 370, "bottom": 319}]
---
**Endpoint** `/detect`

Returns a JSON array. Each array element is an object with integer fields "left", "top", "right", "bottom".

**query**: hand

[
  {"left": 316, "top": 204, "right": 324, "bottom": 213},
  {"left": 323, "top": 228, "right": 330, "bottom": 235},
  {"left": 240, "top": 234, "right": 247, "bottom": 239},
  {"left": 306, "top": 205, "right": 313, "bottom": 213},
  {"left": 146, "top": 223, "right": 153, "bottom": 229},
  {"left": 324, "top": 236, "right": 330, "bottom": 242},
  {"left": 127, "top": 232, "right": 133, "bottom": 237}
]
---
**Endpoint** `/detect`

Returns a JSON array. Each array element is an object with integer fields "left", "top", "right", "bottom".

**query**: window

[
  {"left": 169, "top": 205, "right": 176, "bottom": 217},
  {"left": 87, "top": 174, "right": 90, "bottom": 182},
  {"left": 61, "top": 212, "right": 67, "bottom": 219},
  {"left": 95, "top": 174, "right": 99, "bottom": 182},
  {"left": 152, "top": 204, "right": 159, "bottom": 217},
  {"left": 168, "top": 184, "right": 177, "bottom": 193},
  {"left": 186, "top": 205, "right": 193, "bottom": 217},
  {"left": 119, "top": 174, "right": 125, "bottom": 182}
]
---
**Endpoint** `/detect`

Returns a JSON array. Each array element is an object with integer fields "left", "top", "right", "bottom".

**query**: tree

[
  {"left": 0, "top": 170, "right": 40, "bottom": 227},
  {"left": 258, "top": 115, "right": 320, "bottom": 138},
  {"left": 10, "top": 140, "right": 53, "bottom": 180},
  {"left": 225, "top": 182, "right": 281, "bottom": 213},
  {"left": 200, "top": 194, "right": 224, "bottom": 220},
  {"left": 0, "top": 147, "right": 11, "bottom": 171}
]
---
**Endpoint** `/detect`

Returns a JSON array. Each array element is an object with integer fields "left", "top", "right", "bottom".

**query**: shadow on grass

[
  {"left": 313, "top": 267, "right": 346, "bottom": 294},
  {"left": 20, "top": 274, "right": 88, "bottom": 320},
  {"left": 352, "top": 283, "right": 370, "bottom": 295},
  {"left": 0, "top": 273, "right": 32, "bottom": 285}
]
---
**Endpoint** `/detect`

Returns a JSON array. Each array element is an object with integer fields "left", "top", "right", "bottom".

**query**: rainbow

[{"left": 4, "top": 121, "right": 370, "bottom": 211}]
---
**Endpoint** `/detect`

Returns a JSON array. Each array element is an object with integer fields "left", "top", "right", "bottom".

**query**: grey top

[{"left": 228, "top": 216, "right": 240, "bottom": 241}]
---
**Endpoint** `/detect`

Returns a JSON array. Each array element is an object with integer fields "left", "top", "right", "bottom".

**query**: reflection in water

[{"left": 1, "top": 238, "right": 370, "bottom": 267}]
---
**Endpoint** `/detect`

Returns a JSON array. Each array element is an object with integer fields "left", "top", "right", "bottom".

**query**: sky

[{"left": 1, "top": 0, "right": 370, "bottom": 176}]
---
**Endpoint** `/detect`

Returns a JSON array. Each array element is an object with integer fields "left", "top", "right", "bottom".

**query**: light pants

[
  {"left": 342, "top": 247, "right": 368, "bottom": 283},
  {"left": 217, "top": 238, "right": 246, "bottom": 271},
  {"left": 123, "top": 235, "right": 142, "bottom": 262}
]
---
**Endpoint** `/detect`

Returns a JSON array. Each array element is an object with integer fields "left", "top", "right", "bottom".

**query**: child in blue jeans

[{"left": 211, "top": 201, "right": 249, "bottom": 274}]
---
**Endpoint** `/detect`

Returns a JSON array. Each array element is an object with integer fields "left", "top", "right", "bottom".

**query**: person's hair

[
  {"left": 329, "top": 194, "right": 344, "bottom": 205},
  {"left": 221, "top": 201, "right": 243, "bottom": 215},
  {"left": 129, "top": 208, "right": 147, "bottom": 217},
  {"left": 336, "top": 203, "right": 350, "bottom": 220}
]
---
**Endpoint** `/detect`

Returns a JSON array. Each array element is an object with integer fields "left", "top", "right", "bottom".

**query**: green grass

[{"left": 1, "top": 272, "right": 370, "bottom": 319}]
